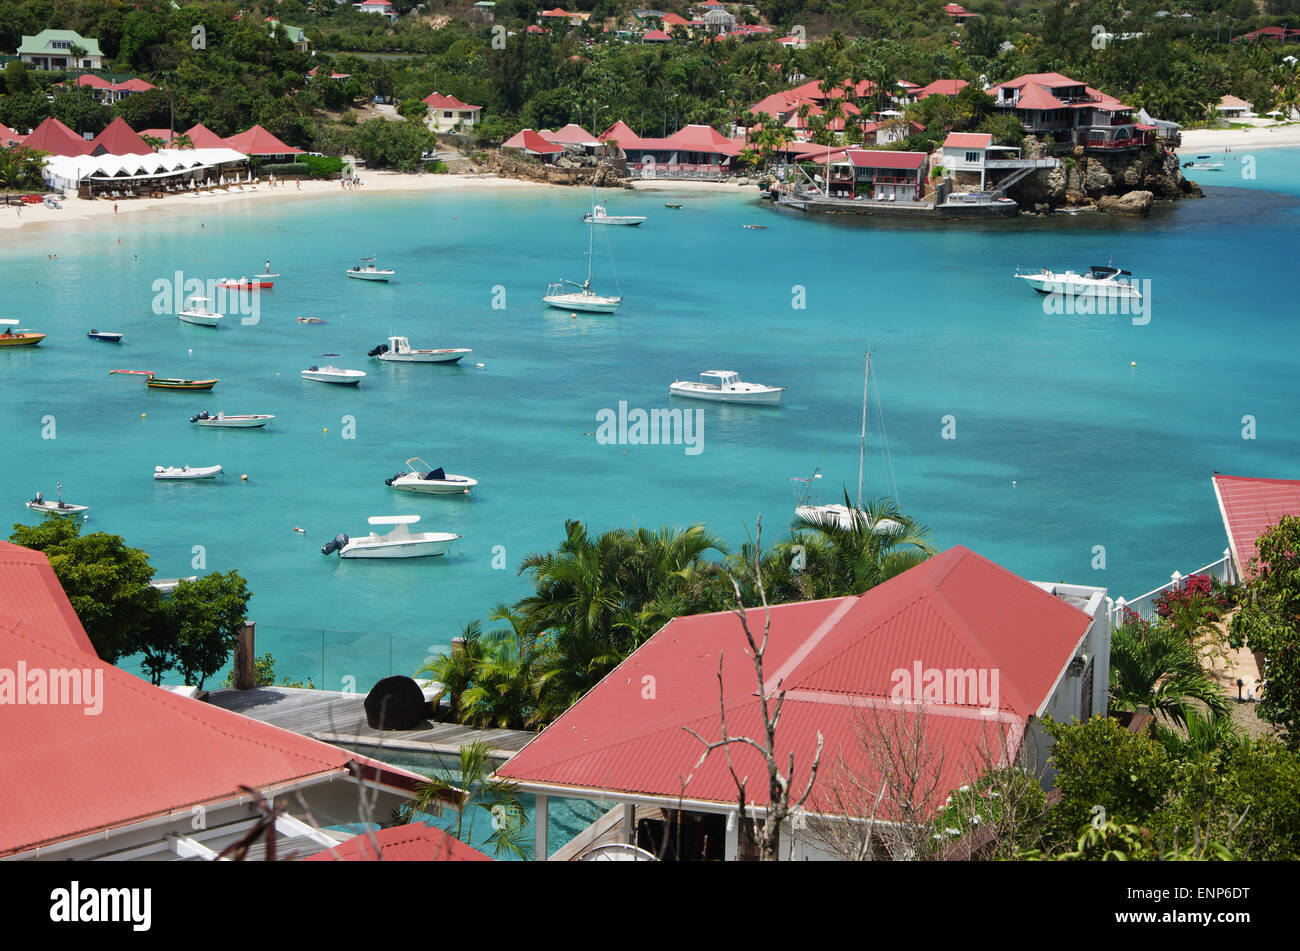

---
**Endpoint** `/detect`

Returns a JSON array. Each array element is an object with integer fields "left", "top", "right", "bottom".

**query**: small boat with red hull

[
  {"left": 111, "top": 369, "right": 218, "bottom": 391},
  {"left": 216, "top": 277, "right": 273, "bottom": 290}
]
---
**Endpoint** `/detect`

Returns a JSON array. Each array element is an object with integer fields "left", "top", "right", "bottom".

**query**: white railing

[{"left": 1109, "top": 549, "right": 1236, "bottom": 626}]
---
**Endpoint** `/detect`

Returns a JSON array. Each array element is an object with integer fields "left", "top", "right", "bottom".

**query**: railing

[
  {"left": 1109, "top": 550, "right": 1236, "bottom": 627},
  {"left": 626, "top": 163, "right": 729, "bottom": 181},
  {"left": 1082, "top": 131, "right": 1155, "bottom": 150}
]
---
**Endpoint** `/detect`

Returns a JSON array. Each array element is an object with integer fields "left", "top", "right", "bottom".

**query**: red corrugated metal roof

[
  {"left": 225, "top": 124, "right": 304, "bottom": 155},
  {"left": 1212, "top": 473, "right": 1300, "bottom": 576},
  {"left": 1013, "top": 84, "right": 1068, "bottom": 111},
  {"left": 847, "top": 149, "right": 928, "bottom": 170},
  {"left": 502, "top": 128, "right": 565, "bottom": 154},
  {"left": 305, "top": 823, "right": 491, "bottom": 861},
  {"left": 0, "top": 542, "right": 426, "bottom": 857},
  {"left": 916, "top": 79, "right": 968, "bottom": 99},
  {"left": 643, "top": 29, "right": 671, "bottom": 41},
  {"left": 21, "top": 117, "right": 91, "bottom": 156},
  {"left": 542, "top": 123, "right": 597, "bottom": 144},
  {"left": 183, "top": 123, "right": 229, "bottom": 149},
  {"left": 942, "top": 132, "right": 992, "bottom": 149},
  {"left": 497, "top": 547, "right": 1088, "bottom": 818},
  {"left": 0, "top": 121, "right": 24, "bottom": 147},
  {"left": 422, "top": 92, "right": 480, "bottom": 111},
  {"left": 89, "top": 116, "right": 153, "bottom": 155}
]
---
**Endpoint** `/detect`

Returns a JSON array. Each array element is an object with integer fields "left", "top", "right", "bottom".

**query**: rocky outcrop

[
  {"left": 481, "top": 151, "right": 631, "bottom": 187},
  {"left": 1008, "top": 137, "right": 1202, "bottom": 215}
]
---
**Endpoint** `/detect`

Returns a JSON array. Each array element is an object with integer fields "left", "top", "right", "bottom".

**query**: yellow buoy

[
  {"left": 323, "top": 428, "right": 328, "bottom": 434},
  {"left": 1131, "top": 361, "right": 1137, "bottom": 367},
  {"left": 140, "top": 413, "right": 146, "bottom": 418}
]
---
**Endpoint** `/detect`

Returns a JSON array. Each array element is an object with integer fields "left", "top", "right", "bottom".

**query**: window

[
  {"left": 52, "top": 40, "right": 71, "bottom": 50},
  {"left": 965, "top": 151, "right": 980, "bottom": 164}
]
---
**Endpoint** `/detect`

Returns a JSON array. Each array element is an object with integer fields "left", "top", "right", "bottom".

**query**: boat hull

[
  {"left": 543, "top": 294, "right": 622, "bottom": 314},
  {"left": 391, "top": 475, "right": 478, "bottom": 494},
  {"left": 154, "top": 465, "right": 223, "bottom": 480},
  {"left": 178, "top": 313, "right": 222, "bottom": 328},
  {"left": 346, "top": 270, "right": 393, "bottom": 282},
  {"left": 378, "top": 349, "right": 472, "bottom": 364},
  {"left": 0, "top": 333, "right": 45, "bottom": 347},
  {"left": 669, "top": 383, "right": 784, "bottom": 405},
  {"left": 585, "top": 216, "right": 646, "bottom": 226},
  {"left": 1017, "top": 273, "right": 1141, "bottom": 299},
  {"left": 194, "top": 415, "right": 274, "bottom": 428},
  {"left": 339, "top": 536, "right": 456, "bottom": 558},
  {"left": 87, "top": 332, "right": 122, "bottom": 342},
  {"left": 148, "top": 378, "right": 218, "bottom": 390},
  {"left": 26, "top": 501, "right": 87, "bottom": 516},
  {"left": 302, "top": 369, "right": 365, "bottom": 385}
]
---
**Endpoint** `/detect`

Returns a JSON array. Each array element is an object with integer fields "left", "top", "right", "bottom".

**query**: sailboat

[
  {"left": 793, "top": 351, "right": 902, "bottom": 532},
  {"left": 543, "top": 186, "right": 623, "bottom": 313}
]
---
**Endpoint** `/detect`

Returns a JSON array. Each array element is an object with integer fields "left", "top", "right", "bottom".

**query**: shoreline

[
  {"left": 1177, "top": 124, "right": 1300, "bottom": 153},
  {"left": 0, "top": 171, "right": 563, "bottom": 234}
]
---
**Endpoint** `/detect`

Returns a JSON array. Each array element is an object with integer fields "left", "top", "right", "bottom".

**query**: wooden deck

[{"left": 206, "top": 687, "right": 537, "bottom": 759}]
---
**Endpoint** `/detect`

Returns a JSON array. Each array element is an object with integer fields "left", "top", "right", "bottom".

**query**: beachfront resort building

[
  {"left": 599, "top": 121, "right": 747, "bottom": 180},
  {"left": 497, "top": 546, "right": 1111, "bottom": 860},
  {"left": 988, "top": 73, "right": 1156, "bottom": 151},
  {"left": 422, "top": 92, "right": 483, "bottom": 131},
  {"left": 0, "top": 540, "right": 468, "bottom": 861},
  {"left": 17, "top": 29, "right": 104, "bottom": 71},
  {"left": 1216, "top": 95, "right": 1255, "bottom": 119},
  {"left": 502, "top": 128, "right": 566, "bottom": 162}
]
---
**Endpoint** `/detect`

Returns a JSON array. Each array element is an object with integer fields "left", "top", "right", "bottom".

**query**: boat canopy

[
  {"left": 701, "top": 370, "right": 739, "bottom": 386},
  {"left": 368, "top": 515, "right": 421, "bottom": 525},
  {"left": 1089, "top": 265, "right": 1131, "bottom": 276},
  {"left": 423, "top": 467, "right": 447, "bottom": 481}
]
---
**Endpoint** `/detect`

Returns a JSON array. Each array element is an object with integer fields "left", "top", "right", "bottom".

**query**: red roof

[
  {"left": 0, "top": 121, "right": 24, "bottom": 147},
  {"left": 943, "top": 132, "right": 992, "bottom": 149},
  {"left": 305, "top": 823, "right": 491, "bottom": 861},
  {"left": 422, "top": 92, "right": 481, "bottom": 111},
  {"left": 847, "top": 149, "right": 928, "bottom": 170},
  {"left": 225, "top": 124, "right": 304, "bottom": 155},
  {"left": 113, "top": 78, "right": 156, "bottom": 93},
  {"left": 1013, "top": 83, "right": 1068, "bottom": 111},
  {"left": 502, "top": 128, "right": 565, "bottom": 154},
  {"left": 662, "top": 13, "right": 691, "bottom": 26},
  {"left": 21, "top": 117, "right": 91, "bottom": 156},
  {"left": 643, "top": 29, "right": 671, "bottom": 41},
  {"left": 542, "top": 123, "right": 597, "bottom": 145},
  {"left": 916, "top": 79, "right": 968, "bottom": 99},
  {"left": 0, "top": 540, "right": 427, "bottom": 857},
  {"left": 526, "top": 25, "right": 549, "bottom": 33},
  {"left": 498, "top": 546, "right": 1091, "bottom": 818},
  {"left": 184, "top": 123, "right": 230, "bottom": 149},
  {"left": 74, "top": 74, "right": 114, "bottom": 89},
  {"left": 1212, "top": 474, "right": 1300, "bottom": 576},
  {"left": 89, "top": 116, "right": 153, "bottom": 156}
]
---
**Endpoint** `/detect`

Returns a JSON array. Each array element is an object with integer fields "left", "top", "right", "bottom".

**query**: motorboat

[
  {"left": 154, "top": 464, "right": 223, "bottom": 480},
  {"left": 302, "top": 365, "right": 365, "bottom": 385},
  {"left": 111, "top": 369, "right": 218, "bottom": 390},
  {"left": 669, "top": 370, "right": 785, "bottom": 406},
  {"left": 543, "top": 279, "right": 623, "bottom": 314},
  {"left": 346, "top": 256, "right": 394, "bottom": 281},
  {"left": 368, "top": 336, "right": 472, "bottom": 364},
  {"left": 216, "top": 277, "right": 273, "bottom": 290},
  {"left": 664, "top": 202, "right": 682, "bottom": 209},
  {"left": 1184, "top": 161, "right": 1223, "bottom": 171},
  {"left": 178, "top": 297, "right": 223, "bottom": 328},
  {"left": 0, "top": 320, "right": 44, "bottom": 347},
  {"left": 190, "top": 411, "right": 274, "bottom": 428},
  {"left": 582, "top": 204, "right": 646, "bottom": 226},
  {"left": 25, "top": 484, "right": 87, "bottom": 517},
  {"left": 298, "top": 317, "right": 327, "bottom": 324},
  {"left": 320, "top": 515, "right": 459, "bottom": 559},
  {"left": 385, "top": 458, "right": 477, "bottom": 495},
  {"left": 1013, "top": 264, "right": 1142, "bottom": 299},
  {"left": 794, "top": 352, "right": 902, "bottom": 534},
  {"left": 87, "top": 329, "right": 123, "bottom": 342},
  {"left": 544, "top": 184, "right": 623, "bottom": 313}
]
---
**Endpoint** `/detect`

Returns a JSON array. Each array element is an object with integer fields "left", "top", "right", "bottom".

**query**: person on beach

[{"left": 114, "top": 203, "right": 118, "bottom": 214}]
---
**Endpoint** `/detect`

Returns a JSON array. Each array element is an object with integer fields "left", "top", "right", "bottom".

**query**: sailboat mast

[
  {"left": 587, "top": 182, "right": 596, "bottom": 285},
  {"left": 857, "top": 352, "right": 870, "bottom": 508}
]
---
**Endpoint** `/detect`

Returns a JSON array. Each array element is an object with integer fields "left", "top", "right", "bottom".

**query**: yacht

[
  {"left": 346, "top": 256, "right": 395, "bottom": 282},
  {"left": 385, "top": 458, "right": 478, "bottom": 494},
  {"left": 368, "top": 336, "right": 472, "bottom": 364},
  {"left": 1014, "top": 264, "right": 1142, "bottom": 299},
  {"left": 669, "top": 370, "right": 785, "bottom": 405},
  {"left": 320, "top": 515, "right": 459, "bottom": 559}
]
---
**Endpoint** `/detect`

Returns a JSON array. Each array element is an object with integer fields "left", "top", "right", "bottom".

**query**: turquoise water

[{"left": 4, "top": 149, "right": 1299, "bottom": 689}]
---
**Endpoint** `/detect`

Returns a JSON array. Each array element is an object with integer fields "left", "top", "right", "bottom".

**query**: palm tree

[
  {"left": 791, "top": 492, "right": 936, "bottom": 595},
  {"left": 1154, "top": 705, "right": 1240, "bottom": 760},
  {"left": 1109, "top": 622, "right": 1230, "bottom": 727},
  {"left": 404, "top": 740, "right": 531, "bottom": 859}
]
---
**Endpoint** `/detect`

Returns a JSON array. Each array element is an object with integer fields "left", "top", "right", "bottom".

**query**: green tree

[
  {"left": 9, "top": 519, "right": 157, "bottom": 663},
  {"left": 142, "top": 571, "right": 252, "bottom": 689},
  {"left": 404, "top": 740, "right": 531, "bottom": 859},
  {"left": 1108, "top": 621, "right": 1229, "bottom": 727}
]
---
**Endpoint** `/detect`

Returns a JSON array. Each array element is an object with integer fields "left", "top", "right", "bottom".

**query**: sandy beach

[
  {"left": 0, "top": 171, "right": 559, "bottom": 233},
  {"left": 1178, "top": 123, "right": 1300, "bottom": 153}
]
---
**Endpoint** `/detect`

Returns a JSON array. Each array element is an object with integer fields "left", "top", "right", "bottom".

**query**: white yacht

[
  {"left": 320, "top": 515, "right": 459, "bottom": 559},
  {"left": 346, "top": 256, "right": 394, "bottom": 282},
  {"left": 385, "top": 458, "right": 478, "bottom": 495},
  {"left": 302, "top": 365, "right": 366, "bottom": 385},
  {"left": 582, "top": 204, "right": 646, "bottom": 226},
  {"left": 1014, "top": 264, "right": 1142, "bottom": 299},
  {"left": 369, "top": 336, "right": 472, "bottom": 364},
  {"left": 190, "top": 412, "right": 275, "bottom": 428},
  {"left": 178, "top": 297, "right": 223, "bottom": 327},
  {"left": 669, "top": 370, "right": 785, "bottom": 405},
  {"left": 544, "top": 185, "right": 623, "bottom": 313}
]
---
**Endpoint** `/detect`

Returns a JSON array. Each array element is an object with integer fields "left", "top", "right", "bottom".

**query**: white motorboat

[
  {"left": 346, "top": 256, "right": 394, "bottom": 281},
  {"left": 669, "top": 370, "right": 785, "bottom": 405},
  {"left": 385, "top": 457, "right": 478, "bottom": 495},
  {"left": 25, "top": 484, "right": 87, "bottom": 517},
  {"left": 544, "top": 184, "right": 623, "bottom": 313},
  {"left": 178, "top": 297, "right": 223, "bottom": 327},
  {"left": 320, "top": 515, "right": 459, "bottom": 559},
  {"left": 582, "top": 204, "right": 646, "bottom": 226},
  {"left": 154, "top": 464, "right": 223, "bottom": 480},
  {"left": 1183, "top": 161, "right": 1224, "bottom": 171},
  {"left": 369, "top": 336, "right": 472, "bottom": 364},
  {"left": 1013, "top": 264, "right": 1141, "bottom": 299},
  {"left": 794, "top": 352, "right": 902, "bottom": 533},
  {"left": 190, "top": 411, "right": 275, "bottom": 428},
  {"left": 302, "top": 365, "right": 366, "bottom": 385}
]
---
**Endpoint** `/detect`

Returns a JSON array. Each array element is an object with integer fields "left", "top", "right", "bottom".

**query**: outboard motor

[
  {"left": 321, "top": 533, "right": 350, "bottom": 556},
  {"left": 383, "top": 472, "right": 404, "bottom": 486},
  {"left": 368, "top": 343, "right": 390, "bottom": 357},
  {"left": 190, "top": 411, "right": 210, "bottom": 423}
]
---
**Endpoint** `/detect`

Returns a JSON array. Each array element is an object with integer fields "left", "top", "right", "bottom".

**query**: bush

[
  {"left": 301, "top": 154, "right": 345, "bottom": 178},
  {"left": 1153, "top": 574, "right": 1233, "bottom": 621},
  {"left": 257, "top": 162, "right": 310, "bottom": 177}
]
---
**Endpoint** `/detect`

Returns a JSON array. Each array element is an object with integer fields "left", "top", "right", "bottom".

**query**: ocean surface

[{"left": 4, "top": 148, "right": 1299, "bottom": 689}]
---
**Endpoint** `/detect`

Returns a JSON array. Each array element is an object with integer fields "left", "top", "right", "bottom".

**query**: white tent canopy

[{"left": 43, "top": 147, "right": 248, "bottom": 190}]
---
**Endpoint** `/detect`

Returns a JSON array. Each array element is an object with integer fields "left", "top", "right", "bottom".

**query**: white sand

[
  {"left": 1178, "top": 124, "right": 1300, "bottom": 153},
  {"left": 0, "top": 171, "right": 560, "bottom": 234}
]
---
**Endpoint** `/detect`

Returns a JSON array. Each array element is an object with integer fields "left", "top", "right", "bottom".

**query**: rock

[
  {"left": 364, "top": 676, "right": 428, "bottom": 730},
  {"left": 1034, "top": 202, "right": 1050, "bottom": 214},
  {"left": 1097, "top": 190, "right": 1153, "bottom": 217},
  {"left": 1083, "top": 161, "right": 1114, "bottom": 195}
]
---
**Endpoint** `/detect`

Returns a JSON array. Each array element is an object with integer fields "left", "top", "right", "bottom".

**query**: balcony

[{"left": 1081, "top": 130, "right": 1155, "bottom": 150}]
